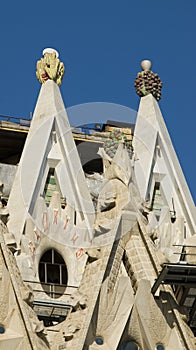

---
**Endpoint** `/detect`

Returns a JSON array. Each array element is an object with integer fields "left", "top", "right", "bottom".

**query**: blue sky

[{"left": 0, "top": 1, "right": 196, "bottom": 203}]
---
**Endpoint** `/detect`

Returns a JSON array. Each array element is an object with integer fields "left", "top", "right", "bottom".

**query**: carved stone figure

[{"left": 36, "top": 48, "right": 65, "bottom": 86}]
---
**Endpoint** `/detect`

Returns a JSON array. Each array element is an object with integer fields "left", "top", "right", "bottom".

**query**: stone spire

[
  {"left": 8, "top": 64, "right": 95, "bottom": 247},
  {"left": 36, "top": 48, "right": 65, "bottom": 86},
  {"left": 134, "top": 59, "right": 163, "bottom": 101}
]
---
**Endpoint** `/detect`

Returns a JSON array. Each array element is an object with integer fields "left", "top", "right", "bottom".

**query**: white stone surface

[
  {"left": 133, "top": 94, "right": 196, "bottom": 239},
  {"left": 7, "top": 80, "right": 95, "bottom": 245}
]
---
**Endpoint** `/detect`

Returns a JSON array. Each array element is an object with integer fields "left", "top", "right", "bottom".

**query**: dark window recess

[
  {"left": 39, "top": 249, "right": 68, "bottom": 299},
  {"left": 43, "top": 168, "right": 65, "bottom": 207},
  {"left": 41, "top": 249, "right": 52, "bottom": 263},
  {"left": 75, "top": 140, "right": 103, "bottom": 174},
  {"left": 101, "top": 201, "right": 116, "bottom": 212},
  {"left": 43, "top": 168, "right": 57, "bottom": 205},
  {"left": 83, "top": 158, "right": 103, "bottom": 174},
  {"left": 0, "top": 129, "right": 27, "bottom": 165},
  {"left": 74, "top": 211, "right": 77, "bottom": 225},
  {"left": 119, "top": 341, "right": 139, "bottom": 350}
]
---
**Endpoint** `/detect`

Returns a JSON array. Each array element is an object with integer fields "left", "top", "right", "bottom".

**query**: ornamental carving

[
  {"left": 36, "top": 48, "right": 65, "bottom": 86},
  {"left": 134, "top": 60, "right": 163, "bottom": 101}
]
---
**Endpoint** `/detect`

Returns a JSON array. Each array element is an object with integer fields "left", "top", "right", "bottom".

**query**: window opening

[
  {"left": 43, "top": 168, "right": 57, "bottom": 205},
  {"left": 151, "top": 182, "right": 164, "bottom": 219},
  {"left": 43, "top": 168, "right": 65, "bottom": 208},
  {"left": 119, "top": 341, "right": 139, "bottom": 350},
  {"left": 74, "top": 211, "right": 77, "bottom": 225},
  {"left": 39, "top": 249, "right": 68, "bottom": 299}
]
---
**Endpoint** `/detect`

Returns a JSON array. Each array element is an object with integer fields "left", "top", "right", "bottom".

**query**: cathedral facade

[{"left": 0, "top": 50, "right": 196, "bottom": 350}]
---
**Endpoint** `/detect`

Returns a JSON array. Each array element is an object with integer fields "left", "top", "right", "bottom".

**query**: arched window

[
  {"left": 120, "top": 341, "right": 139, "bottom": 350},
  {"left": 39, "top": 249, "right": 68, "bottom": 299}
]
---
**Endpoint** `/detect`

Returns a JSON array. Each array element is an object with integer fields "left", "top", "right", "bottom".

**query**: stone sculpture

[
  {"left": 134, "top": 59, "right": 163, "bottom": 100},
  {"left": 36, "top": 48, "right": 65, "bottom": 86}
]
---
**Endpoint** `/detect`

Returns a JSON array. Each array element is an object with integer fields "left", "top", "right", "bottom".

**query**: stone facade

[{"left": 0, "top": 52, "right": 196, "bottom": 349}]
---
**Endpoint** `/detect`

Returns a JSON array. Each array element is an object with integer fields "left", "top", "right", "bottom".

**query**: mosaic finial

[{"left": 134, "top": 59, "right": 163, "bottom": 101}]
